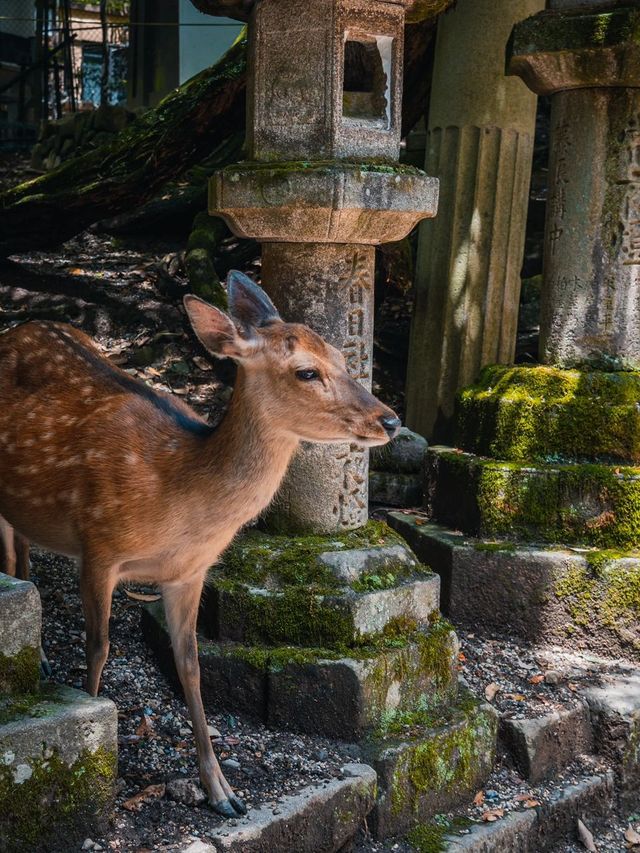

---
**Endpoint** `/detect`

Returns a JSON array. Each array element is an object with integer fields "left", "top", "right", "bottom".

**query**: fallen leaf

[
  {"left": 568, "top": 682, "right": 579, "bottom": 692},
  {"left": 135, "top": 714, "right": 154, "bottom": 738},
  {"left": 577, "top": 818, "right": 598, "bottom": 852},
  {"left": 625, "top": 825, "right": 640, "bottom": 845},
  {"left": 482, "top": 808, "right": 504, "bottom": 822},
  {"left": 122, "top": 783, "right": 165, "bottom": 812},
  {"left": 504, "top": 693, "right": 526, "bottom": 701},
  {"left": 458, "top": 652, "right": 466, "bottom": 662},
  {"left": 524, "top": 799, "right": 540, "bottom": 808},
  {"left": 124, "top": 590, "right": 162, "bottom": 603},
  {"left": 473, "top": 790, "right": 485, "bottom": 806},
  {"left": 528, "top": 674, "right": 545, "bottom": 685},
  {"left": 484, "top": 682, "right": 500, "bottom": 702},
  {"left": 514, "top": 793, "right": 534, "bottom": 802}
]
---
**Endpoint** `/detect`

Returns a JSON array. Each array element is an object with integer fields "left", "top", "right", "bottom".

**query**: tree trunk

[{"left": 0, "top": 35, "right": 247, "bottom": 258}]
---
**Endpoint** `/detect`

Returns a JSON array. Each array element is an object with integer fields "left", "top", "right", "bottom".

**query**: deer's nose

[{"left": 380, "top": 415, "right": 402, "bottom": 438}]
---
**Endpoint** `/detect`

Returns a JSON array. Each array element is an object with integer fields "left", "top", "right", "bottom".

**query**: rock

[
  {"left": 370, "top": 427, "right": 428, "bottom": 474},
  {"left": 315, "top": 542, "right": 419, "bottom": 584},
  {"left": 369, "top": 470, "right": 423, "bottom": 507},
  {"left": 499, "top": 702, "right": 592, "bottom": 783},
  {"left": 222, "top": 758, "right": 241, "bottom": 771},
  {"left": 544, "top": 670, "right": 560, "bottom": 685},
  {"left": 82, "top": 839, "right": 95, "bottom": 850},
  {"left": 166, "top": 778, "right": 207, "bottom": 806},
  {"left": 0, "top": 573, "right": 42, "bottom": 694}
]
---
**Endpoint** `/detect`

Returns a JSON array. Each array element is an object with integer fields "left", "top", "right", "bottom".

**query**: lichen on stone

[{"left": 0, "top": 646, "right": 41, "bottom": 696}]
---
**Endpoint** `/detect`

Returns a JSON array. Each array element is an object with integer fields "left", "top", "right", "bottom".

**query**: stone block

[
  {"left": 0, "top": 574, "right": 41, "bottom": 694},
  {"left": 210, "top": 162, "right": 439, "bottom": 245},
  {"left": 454, "top": 364, "right": 640, "bottom": 465},
  {"left": 0, "top": 685, "right": 117, "bottom": 853},
  {"left": 207, "top": 763, "right": 377, "bottom": 853},
  {"left": 315, "top": 543, "right": 420, "bottom": 584},
  {"left": 208, "top": 574, "right": 440, "bottom": 647},
  {"left": 499, "top": 702, "right": 592, "bottom": 783},
  {"left": 509, "top": 7, "right": 640, "bottom": 95},
  {"left": 364, "top": 692, "right": 497, "bottom": 839},
  {"left": 369, "top": 471, "right": 423, "bottom": 507},
  {"left": 370, "top": 427, "right": 428, "bottom": 474},
  {"left": 267, "top": 620, "right": 459, "bottom": 740},
  {"left": 425, "top": 444, "right": 640, "bottom": 549},
  {"left": 386, "top": 513, "right": 640, "bottom": 661},
  {"left": 581, "top": 672, "right": 640, "bottom": 811}
]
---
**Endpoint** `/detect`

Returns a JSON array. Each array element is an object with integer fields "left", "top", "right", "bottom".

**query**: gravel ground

[{"left": 33, "top": 550, "right": 359, "bottom": 852}]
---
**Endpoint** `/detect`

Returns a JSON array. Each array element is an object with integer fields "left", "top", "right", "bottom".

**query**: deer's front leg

[
  {"left": 162, "top": 578, "right": 246, "bottom": 818},
  {"left": 80, "top": 558, "right": 117, "bottom": 696}
]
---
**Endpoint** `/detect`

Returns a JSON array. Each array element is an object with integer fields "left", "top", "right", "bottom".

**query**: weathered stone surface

[
  {"left": 211, "top": 162, "right": 438, "bottom": 245},
  {"left": 509, "top": 8, "right": 640, "bottom": 95},
  {"left": 371, "top": 427, "right": 428, "bottom": 474},
  {"left": 0, "top": 685, "right": 117, "bottom": 853},
  {"left": 0, "top": 574, "right": 41, "bottom": 694},
  {"left": 267, "top": 623, "right": 459, "bottom": 739},
  {"left": 499, "top": 703, "right": 592, "bottom": 783},
  {"left": 405, "top": 0, "right": 543, "bottom": 440},
  {"left": 365, "top": 692, "right": 497, "bottom": 839},
  {"left": 581, "top": 672, "right": 640, "bottom": 811},
  {"left": 211, "top": 575, "right": 440, "bottom": 647},
  {"left": 386, "top": 513, "right": 640, "bottom": 661},
  {"left": 369, "top": 471, "right": 423, "bottom": 507},
  {"left": 440, "top": 772, "right": 614, "bottom": 852},
  {"left": 316, "top": 543, "right": 420, "bottom": 584},
  {"left": 166, "top": 777, "right": 207, "bottom": 806},
  {"left": 207, "top": 763, "right": 376, "bottom": 852},
  {"left": 454, "top": 364, "right": 640, "bottom": 464},
  {"left": 424, "top": 444, "right": 640, "bottom": 549}
]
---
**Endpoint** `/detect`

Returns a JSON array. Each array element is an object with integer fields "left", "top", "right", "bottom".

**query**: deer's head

[{"left": 184, "top": 271, "right": 401, "bottom": 447}]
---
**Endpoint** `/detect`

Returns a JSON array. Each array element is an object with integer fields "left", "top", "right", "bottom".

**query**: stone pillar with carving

[
  {"left": 405, "top": 0, "right": 545, "bottom": 441},
  {"left": 211, "top": 0, "right": 439, "bottom": 533}
]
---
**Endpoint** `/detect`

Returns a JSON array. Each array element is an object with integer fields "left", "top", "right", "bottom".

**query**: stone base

[
  {"left": 142, "top": 603, "right": 459, "bottom": 740},
  {"left": 206, "top": 764, "right": 376, "bottom": 853},
  {"left": 0, "top": 574, "right": 41, "bottom": 694},
  {"left": 425, "top": 444, "right": 640, "bottom": 548},
  {"left": 0, "top": 685, "right": 117, "bottom": 853},
  {"left": 369, "top": 471, "right": 423, "bottom": 508},
  {"left": 386, "top": 514, "right": 640, "bottom": 661},
  {"left": 364, "top": 690, "right": 497, "bottom": 839}
]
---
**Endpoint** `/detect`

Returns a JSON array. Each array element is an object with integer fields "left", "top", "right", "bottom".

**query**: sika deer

[{"left": 0, "top": 271, "right": 400, "bottom": 816}]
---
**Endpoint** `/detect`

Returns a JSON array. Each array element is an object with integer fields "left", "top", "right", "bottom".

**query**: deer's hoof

[
  {"left": 212, "top": 798, "right": 239, "bottom": 819},
  {"left": 229, "top": 795, "right": 247, "bottom": 815}
]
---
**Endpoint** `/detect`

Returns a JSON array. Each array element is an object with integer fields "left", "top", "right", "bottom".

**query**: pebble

[
  {"left": 222, "top": 758, "right": 241, "bottom": 771},
  {"left": 545, "top": 670, "right": 561, "bottom": 684},
  {"left": 165, "top": 777, "right": 207, "bottom": 806}
]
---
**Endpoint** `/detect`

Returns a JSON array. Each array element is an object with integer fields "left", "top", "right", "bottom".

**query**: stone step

[
  {"left": 0, "top": 572, "right": 41, "bottom": 694},
  {"left": 143, "top": 602, "right": 459, "bottom": 741},
  {"left": 425, "top": 444, "right": 640, "bottom": 548},
  {"left": 427, "top": 772, "right": 614, "bottom": 852},
  {"left": 0, "top": 683, "right": 118, "bottom": 853},
  {"left": 386, "top": 513, "right": 640, "bottom": 662},
  {"left": 363, "top": 689, "right": 497, "bottom": 840},
  {"left": 369, "top": 470, "right": 423, "bottom": 508},
  {"left": 499, "top": 703, "right": 593, "bottom": 784},
  {"left": 200, "top": 763, "right": 376, "bottom": 853},
  {"left": 201, "top": 573, "right": 440, "bottom": 648}
]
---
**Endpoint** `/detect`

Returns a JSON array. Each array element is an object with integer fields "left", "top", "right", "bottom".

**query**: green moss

[
  {"left": 474, "top": 541, "right": 517, "bottom": 553},
  {"left": 0, "top": 745, "right": 116, "bottom": 852},
  {"left": 0, "top": 646, "right": 40, "bottom": 695},
  {"left": 511, "top": 8, "right": 640, "bottom": 56},
  {"left": 407, "top": 817, "right": 474, "bottom": 853},
  {"left": 225, "top": 159, "right": 424, "bottom": 176},
  {"left": 455, "top": 365, "right": 640, "bottom": 464}
]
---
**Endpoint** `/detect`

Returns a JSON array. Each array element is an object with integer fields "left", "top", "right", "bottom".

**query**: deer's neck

[{"left": 195, "top": 372, "right": 298, "bottom": 522}]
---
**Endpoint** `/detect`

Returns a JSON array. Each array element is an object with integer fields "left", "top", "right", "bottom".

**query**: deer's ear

[
  {"left": 183, "top": 294, "right": 257, "bottom": 360},
  {"left": 227, "top": 270, "right": 280, "bottom": 331}
]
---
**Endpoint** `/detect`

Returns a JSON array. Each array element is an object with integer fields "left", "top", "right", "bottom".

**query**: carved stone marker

[
  {"left": 212, "top": 0, "right": 439, "bottom": 533},
  {"left": 509, "top": 2, "right": 640, "bottom": 369}
]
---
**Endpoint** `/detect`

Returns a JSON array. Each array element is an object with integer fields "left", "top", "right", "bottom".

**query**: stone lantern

[{"left": 211, "top": 0, "right": 439, "bottom": 535}]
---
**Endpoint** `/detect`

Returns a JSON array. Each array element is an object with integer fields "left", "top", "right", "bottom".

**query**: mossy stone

[
  {"left": 0, "top": 646, "right": 40, "bottom": 695},
  {"left": 511, "top": 8, "right": 640, "bottom": 56},
  {"left": 455, "top": 364, "right": 640, "bottom": 464}
]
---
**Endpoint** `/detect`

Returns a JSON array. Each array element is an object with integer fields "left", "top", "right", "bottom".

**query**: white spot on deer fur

[
  {"left": 54, "top": 354, "right": 64, "bottom": 363},
  {"left": 5, "top": 444, "right": 15, "bottom": 454},
  {"left": 32, "top": 497, "right": 42, "bottom": 507},
  {"left": 27, "top": 411, "right": 36, "bottom": 420},
  {"left": 0, "top": 433, "right": 7, "bottom": 444},
  {"left": 81, "top": 387, "right": 93, "bottom": 396},
  {"left": 42, "top": 432, "right": 53, "bottom": 441},
  {"left": 92, "top": 507, "right": 104, "bottom": 520},
  {"left": 126, "top": 452, "right": 138, "bottom": 465},
  {"left": 23, "top": 439, "right": 34, "bottom": 447}
]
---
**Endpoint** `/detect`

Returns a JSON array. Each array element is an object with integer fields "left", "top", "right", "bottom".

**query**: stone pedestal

[{"left": 405, "top": 0, "right": 545, "bottom": 441}]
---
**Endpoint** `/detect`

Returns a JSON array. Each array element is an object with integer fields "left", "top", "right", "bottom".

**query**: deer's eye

[{"left": 295, "top": 368, "right": 320, "bottom": 382}]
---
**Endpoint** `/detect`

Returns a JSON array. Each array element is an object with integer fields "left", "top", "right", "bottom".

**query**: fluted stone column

[
  {"left": 405, "top": 0, "right": 544, "bottom": 440},
  {"left": 510, "top": 2, "right": 640, "bottom": 369}
]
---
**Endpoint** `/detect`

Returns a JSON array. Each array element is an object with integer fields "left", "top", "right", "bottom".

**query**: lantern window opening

[{"left": 342, "top": 30, "right": 393, "bottom": 130}]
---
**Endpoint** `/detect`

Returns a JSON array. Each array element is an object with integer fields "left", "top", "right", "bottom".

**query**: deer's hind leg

[
  {"left": 162, "top": 576, "right": 247, "bottom": 818},
  {"left": 80, "top": 556, "right": 117, "bottom": 696},
  {"left": 0, "top": 516, "right": 17, "bottom": 577}
]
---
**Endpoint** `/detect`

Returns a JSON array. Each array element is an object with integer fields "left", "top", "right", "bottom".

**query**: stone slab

[
  {"left": 207, "top": 763, "right": 376, "bottom": 853},
  {"left": 210, "top": 162, "right": 439, "bottom": 245},
  {"left": 364, "top": 692, "right": 497, "bottom": 839},
  {"left": 425, "top": 444, "right": 640, "bottom": 548},
  {"left": 0, "top": 573, "right": 41, "bottom": 694},
  {"left": 441, "top": 772, "right": 614, "bottom": 852},
  {"left": 386, "top": 513, "right": 640, "bottom": 661},
  {"left": 580, "top": 672, "right": 640, "bottom": 811},
  {"left": 0, "top": 684, "right": 117, "bottom": 853},
  {"left": 209, "top": 574, "right": 440, "bottom": 647},
  {"left": 316, "top": 543, "right": 420, "bottom": 584},
  {"left": 499, "top": 702, "right": 592, "bottom": 783},
  {"left": 369, "top": 471, "right": 423, "bottom": 508}
]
